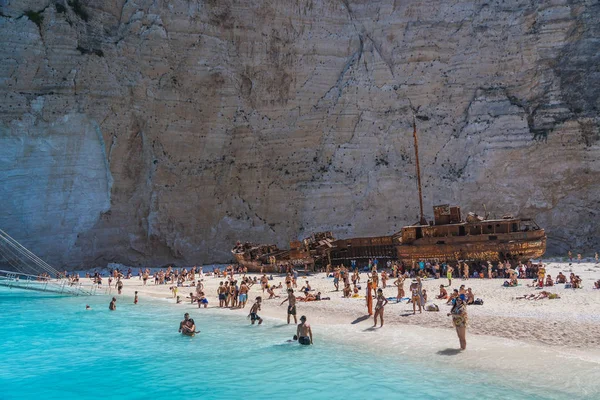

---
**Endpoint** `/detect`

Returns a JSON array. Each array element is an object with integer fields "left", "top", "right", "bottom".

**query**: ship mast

[{"left": 412, "top": 113, "right": 427, "bottom": 226}]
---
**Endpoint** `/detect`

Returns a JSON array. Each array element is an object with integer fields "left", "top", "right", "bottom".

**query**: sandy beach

[
  {"left": 71, "top": 260, "right": 600, "bottom": 396},
  {"left": 98, "top": 260, "right": 600, "bottom": 350}
]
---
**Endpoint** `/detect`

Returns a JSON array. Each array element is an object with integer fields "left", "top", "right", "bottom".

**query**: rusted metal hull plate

[{"left": 397, "top": 234, "right": 546, "bottom": 262}]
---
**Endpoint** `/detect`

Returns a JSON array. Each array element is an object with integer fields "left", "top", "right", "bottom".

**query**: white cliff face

[{"left": 0, "top": 0, "right": 598, "bottom": 267}]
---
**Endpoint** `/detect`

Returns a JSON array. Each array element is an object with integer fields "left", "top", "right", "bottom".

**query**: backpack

[{"left": 474, "top": 298, "right": 484, "bottom": 305}]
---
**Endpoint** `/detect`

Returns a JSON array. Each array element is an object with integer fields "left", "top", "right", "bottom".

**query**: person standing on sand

[
  {"left": 333, "top": 269, "right": 340, "bottom": 291},
  {"left": 463, "top": 262, "right": 469, "bottom": 280},
  {"left": 239, "top": 281, "right": 249, "bottom": 308},
  {"left": 366, "top": 279, "right": 374, "bottom": 315},
  {"left": 596, "top": 252, "right": 599, "bottom": 264},
  {"left": 296, "top": 315, "right": 313, "bottom": 345},
  {"left": 371, "top": 268, "right": 379, "bottom": 288},
  {"left": 394, "top": 275, "right": 405, "bottom": 302},
  {"left": 117, "top": 279, "right": 124, "bottom": 295},
  {"left": 487, "top": 262, "right": 492, "bottom": 279},
  {"left": 447, "top": 265, "right": 453, "bottom": 286},
  {"left": 373, "top": 288, "right": 388, "bottom": 327},
  {"left": 416, "top": 276, "right": 425, "bottom": 307},
  {"left": 381, "top": 270, "right": 388, "bottom": 288},
  {"left": 410, "top": 281, "right": 421, "bottom": 314},
  {"left": 448, "top": 295, "right": 468, "bottom": 350},
  {"left": 109, "top": 297, "right": 116, "bottom": 311},
  {"left": 217, "top": 282, "right": 227, "bottom": 308},
  {"left": 280, "top": 289, "right": 298, "bottom": 324}
]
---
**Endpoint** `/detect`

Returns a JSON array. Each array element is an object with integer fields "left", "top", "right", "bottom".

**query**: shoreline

[
  {"left": 10, "top": 261, "right": 600, "bottom": 396},
  {"left": 99, "top": 279, "right": 600, "bottom": 397},
  {"left": 100, "top": 260, "right": 600, "bottom": 348}
]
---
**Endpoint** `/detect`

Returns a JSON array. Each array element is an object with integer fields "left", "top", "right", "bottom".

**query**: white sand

[
  {"left": 107, "top": 261, "right": 600, "bottom": 347},
  {"left": 87, "top": 261, "right": 600, "bottom": 393}
]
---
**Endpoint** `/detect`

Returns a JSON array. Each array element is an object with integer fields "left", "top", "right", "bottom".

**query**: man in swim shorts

[
  {"left": 280, "top": 288, "right": 297, "bottom": 324},
  {"left": 239, "top": 280, "right": 249, "bottom": 308},
  {"left": 296, "top": 315, "right": 313, "bottom": 345},
  {"left": 249, "top": 297, "right": 263, "bottom": 325},
  {"left": 109, "top": 297, "right": 116, "bottom": 311}
]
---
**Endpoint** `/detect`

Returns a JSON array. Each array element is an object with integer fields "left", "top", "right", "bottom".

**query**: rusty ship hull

[
  {"left": 328, "top": 209, "right": 547, "bottom": 265},
  {"left": 395, "top": 228, "right": 546, "bottom": 262},
  {"left": 232, "top": 233, "right": 334, "bottom": 272}
]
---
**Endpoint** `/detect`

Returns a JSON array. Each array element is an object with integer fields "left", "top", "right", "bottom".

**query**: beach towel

[{"left": 387, "top": 297, "right": 409, "bottom": 302}]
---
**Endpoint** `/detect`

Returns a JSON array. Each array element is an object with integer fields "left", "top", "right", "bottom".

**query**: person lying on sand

[
  {"left": 297, "top": 292, "right": 330, "bottom": 302},
  {"left": 516, "top": 291, "right": 560, "bottom": 300}
]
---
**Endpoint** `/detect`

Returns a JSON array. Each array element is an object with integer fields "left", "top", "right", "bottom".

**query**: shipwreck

[{"left": 233, "top": 114, "right": 546, "bottom": 270}]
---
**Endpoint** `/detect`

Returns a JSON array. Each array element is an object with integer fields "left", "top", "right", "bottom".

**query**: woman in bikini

[
  {"left": 373, "top": 288, "right": 388, "bottom": 327},
  {"left": 410, "top": 282, "right": 422, "bottom": 314},
  {"left": 394, "top": 275, "right": 406, "bottom": 302},
  {"left": 366, "top": 279, "right": 373, "bottom": 316},
  {"left": 371, "top": 269, "right": 379, "bottom": 289},
  {"left": 448, "top": 295, "right": 468, "bottom": 350}
]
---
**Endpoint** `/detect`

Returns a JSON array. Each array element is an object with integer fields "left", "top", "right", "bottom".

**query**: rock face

[{"left": 0, "top": 0, "right": 598, "bottom": 268}]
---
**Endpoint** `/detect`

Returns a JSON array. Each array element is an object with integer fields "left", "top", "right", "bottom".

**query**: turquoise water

[{"left": 0, "top": 288, "right": 584, "bottom": 399}]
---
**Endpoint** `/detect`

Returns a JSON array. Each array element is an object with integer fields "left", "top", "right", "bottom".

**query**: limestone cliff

[{"left": 1, "top": 0, "right": 598, "bottom": 267}]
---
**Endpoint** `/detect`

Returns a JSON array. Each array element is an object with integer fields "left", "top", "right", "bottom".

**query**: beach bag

[
  {"left": 425, "top": 303, "right": 439, "bottom": 312},
  {"left": 474, "top": 298, "right": 484, "bottom": 305}
]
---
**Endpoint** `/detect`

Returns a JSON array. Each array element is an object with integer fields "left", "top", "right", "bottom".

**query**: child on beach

[{"left": 249, "top": 297, "right": 263, "bottom": 325}]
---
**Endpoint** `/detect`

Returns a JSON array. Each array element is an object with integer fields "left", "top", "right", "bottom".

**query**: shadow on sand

[
  {"left": 436, "top": 348, "right": 462, "bottom": 356},
  {"left": 351, "top": 315, "right": 371, "bottom": 324}
]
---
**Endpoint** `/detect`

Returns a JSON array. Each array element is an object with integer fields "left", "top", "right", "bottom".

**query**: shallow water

[{"left": 0, "top": 288, "right": 591, "bottom": 399}]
